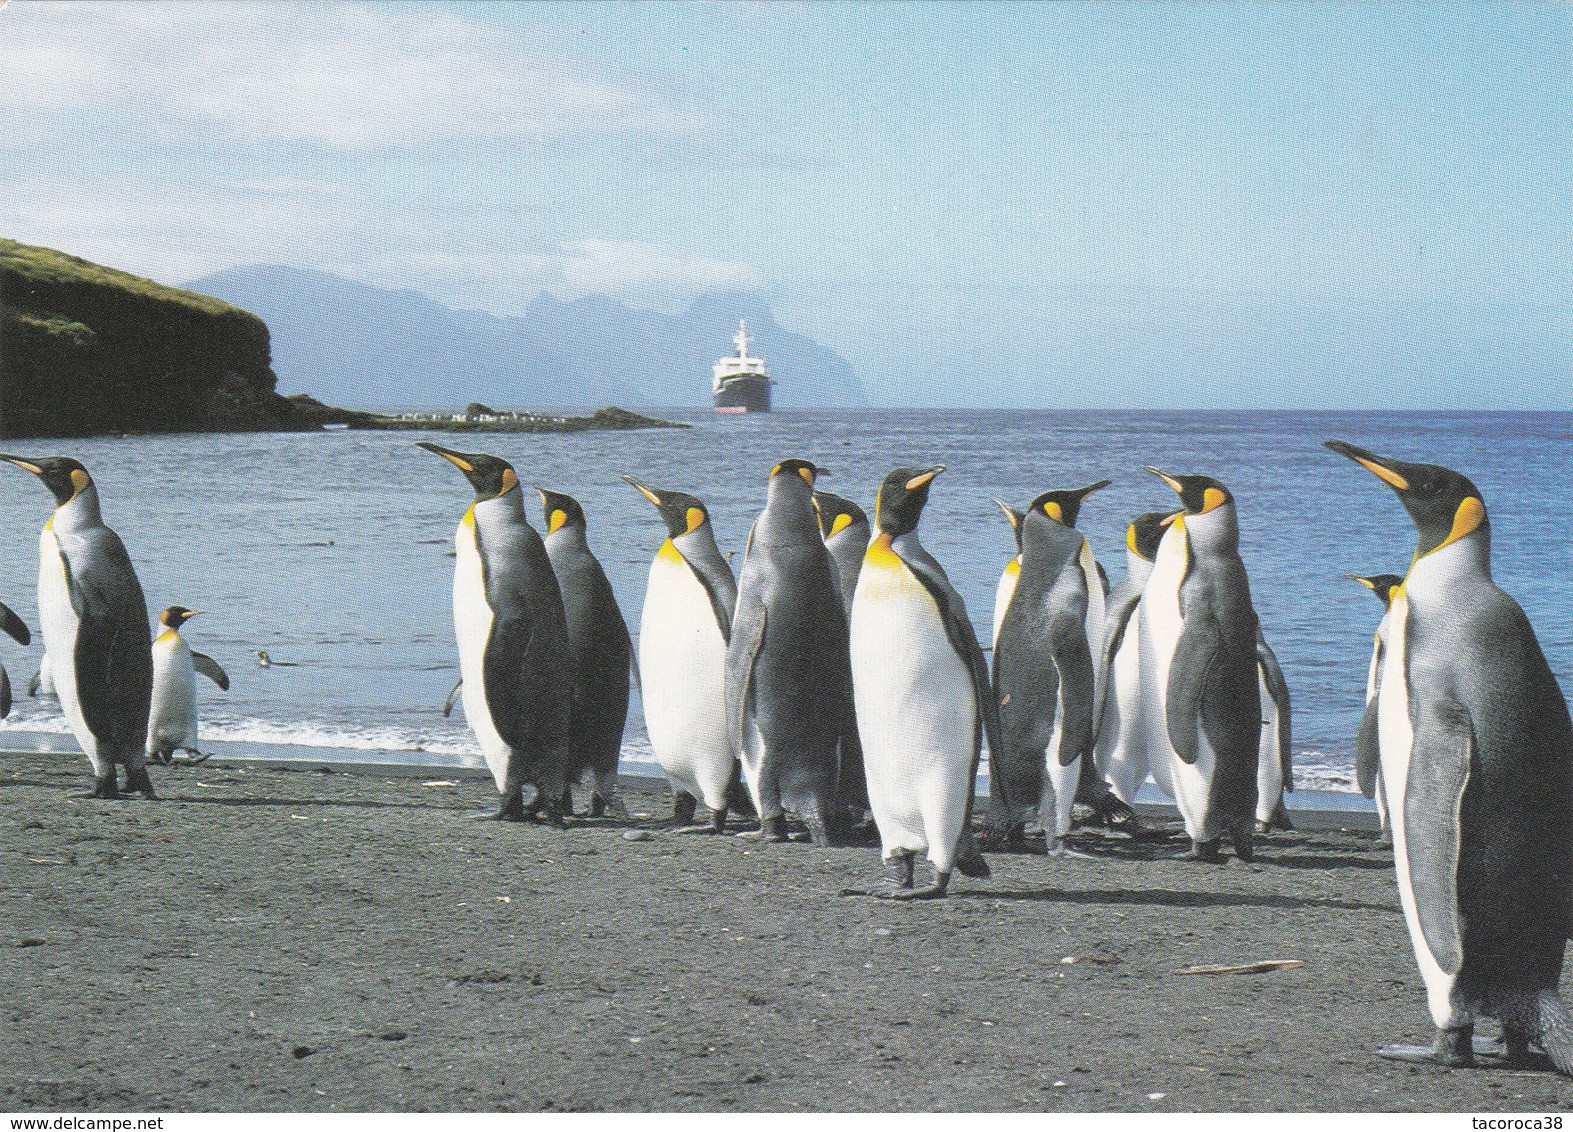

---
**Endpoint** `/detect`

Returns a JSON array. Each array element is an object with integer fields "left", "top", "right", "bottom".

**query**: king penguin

[
  {"left": 28, "top": 654, "right": 56, "bottom": 700},
  {"left": 988, "top": 480, "right": 1110, "bottom": 854},
  {"left": 814, "top": 488, "right": 872, "bottom": 825},
  {"left": 0, "top": 600, "right": 31, "bottom": 718},
  {"left": 1327, "top": 440, "right": 1573, "bottom": 1073},
  {"left": 419, "top": 442, "right": 572, "bottom": 823},
  {"left": 1140, "top": 467, "right": 1261, "bottom": 861},
  {"left": 623, "top": 475, "right": 743, "bottom": 832},
  {"left": 146, "top": 606, "right": 229, "bottom": 765},
  {"left": 2, "top": 455, "right": 154, "bottom": 799},
  {"left": 843, "top": 466, "right": 993, "bottom": 898},
  {"left": 1254, "top": 627, "right": 1293, "bottom": 832},
  {"left": 990, "top": 499, "right": 1025, "bottom": 647},
  {"left": 1092, "top": 511, "right": 1170, "bottom": 806},
  {"left": 1345, "top": 571, "right": 1405, "bottom": 844},
  {"left": 726, "top": 459, "right": 855, "bottom": 845},
  {"left": 538, "top": 487, "right": 632, "bottom": 818}
]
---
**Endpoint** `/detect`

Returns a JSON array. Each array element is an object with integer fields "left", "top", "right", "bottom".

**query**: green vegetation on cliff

[{"left": 0, "top": 238, "right": 348, "bottom": 438}]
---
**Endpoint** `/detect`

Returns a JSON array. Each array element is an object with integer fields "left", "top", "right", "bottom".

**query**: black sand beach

[{"left": 3, "top": 750, "right": 1570, "bottom": 1112}]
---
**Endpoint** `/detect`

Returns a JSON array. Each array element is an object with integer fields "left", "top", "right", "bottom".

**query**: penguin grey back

[{"left": 814, "top": 489, "right": 870, "bottom": 613}]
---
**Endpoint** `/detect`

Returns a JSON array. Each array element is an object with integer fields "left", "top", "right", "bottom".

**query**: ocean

[{"left": 2, "top": 409, "right": 1569, "bottom": 799}]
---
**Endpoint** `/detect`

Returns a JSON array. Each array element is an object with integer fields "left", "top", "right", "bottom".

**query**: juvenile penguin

[
  {"left": 1141, "top": 468, "right": 1261, "bottom": 861},
  {"left": 814, "top": 490, "right": 870, "bottom": 613},
  {"left": 726, "top": 459, "right": 855, "bottom": 844},
  {"left": 419, "top": 442, "right": 572, "bottom": 822},
  {"left": 624, "top": 476, "right": 742, "bottom": 832},
  {"left": 2, "top": 455, "right": 154, "bottom": 799},
  {"left": 1327, "top": 440, "right": 1573, "bottom": 1073},
  {"left": 988, "top": 480, "right": 1110, "bottom": 853},
  {"left": 1346, "top": 571, "right": 1405, "bottom": 841},
  {"left": 814, "top": 488, "right": 872, "bottom": 823},
  {"left": 1092, "top": 511, "right": 1170, "bottom": 805},
  {"left": 538, "top": 488, "right": 632, "bottom": 818},
  {"left": 146, "top": 606, "right": 229, "bottom": 766},
  {"left": 1254, "top": 628, "right": 1293, "bottom": 832},
  {"left": 843, "top": 466, "right": 993, "bottom": 898},
  {"left": 0, "top": 600, "right": 31, "bottom": 718},
  {"left": 990, "top": 499, "right": 1025, "bottom": 647}
]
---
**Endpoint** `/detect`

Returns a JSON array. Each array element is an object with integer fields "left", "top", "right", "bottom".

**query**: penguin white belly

[
  {"left": 1095, "top": 608, "right": 1148, "bottom": 805},
  {"left": 992, "top": 557, "right": 1019, "bottom": 647},
  {"left": 37, "top": 527, "right": 99, "bottom": 772},
  {"left": 1040, "top": 691, "right": 1078, "bottom": 838},
  {"left": 851, "top": 552, "right": 975, "bottom": 873},
  {"left": 1379, "top": 592, "right": 1456, "bottom": 1026},
  {"left": 1255, "top": 666, "right": 1283, "bottom": 823},
  {"left": 148, "top": 633, "right": 198, "bottom": 751},
  {"left": 452, "top": 514, "right": 510, "bottom": 791},
  {"left": 1138, "top": 537, "right": 1186, "bottom": 801},
  {"left": 1080, "top": 542, "right": 1107, "bottom": 721},
  {"left": 640, "top": 545, "right": 731, "bottom": 809}
]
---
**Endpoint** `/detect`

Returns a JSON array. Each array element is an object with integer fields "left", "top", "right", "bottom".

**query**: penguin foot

[
  {"left": 69, "top": 774, "right": 120, "bottom": 801},
  {"left": 887, "top": 872, "right": 951, "bottom": 901},
  {"left": 954, "top": 831, "right": 990, "bottom": 879},
  {"left": 120, "top": 767, "right": 157, "bottom": 800},
  {"left": 470, "top": 789, "right": 527, "bottom": 822},
  {"left": 737, "top": 814, "right": 789, "bottom": 842},
  {"left": 1256, "top": 801, "right": 1294, "bottom": 833},
  {"left": 1044, "top": 839, "right": 1092, "bottom": 859},
  {"left": 1171, "top": 840, "right": 1225, "bottom": 863},
  {"left": 839, "top": 853, "right": 916, "bottom": 898},
  {"left": 675, "top": 805, "right": 730, "bottom": 835},
  {"left": 147, "top": 750, "right": 172, "bottom": 767},
  {"left": 672, "top": 791, "right": 699, "bottom": 827},
  {"left": 179, "top": 750, "right": 211, "bottom": 765},
  {"left": 1379, "top": 1026, "right": 1475, "bottom": 1068}
]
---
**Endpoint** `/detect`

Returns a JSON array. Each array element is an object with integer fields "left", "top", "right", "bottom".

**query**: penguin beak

[
  {"left": 1145, "top": 467, "right": 1184, "bottom": 495},
  {"left": 621, "top": 475, "right": 662, "bottom": 507},
  {"left": 0, "top": 455, "right": 45, "bottom": 476},
  {"left": 1159, "top": 510, "right": 1182, "bottom": 527},
  {"left": 991, "top": 498, "right": 1019, "bottom": 528},
  {"left": 415, "top": 442, "right": 475, "bottom": 474},
  {"left": 1343, "top": 573, "right": 1378, "bottom": 591},
  {"left": 903, "top": 466, "right": 945, "bottom": 491},
  {"left": 1323, "top": 441, "right": 1410, "bottom": 491},
  {"left": 1077, "top": 479, "right": 1113, "bottom": 500}
]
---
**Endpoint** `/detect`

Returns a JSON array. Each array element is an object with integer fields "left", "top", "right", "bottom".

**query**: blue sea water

[{"left": 2, "top": 409, "right": 1569, "bottom": 796}]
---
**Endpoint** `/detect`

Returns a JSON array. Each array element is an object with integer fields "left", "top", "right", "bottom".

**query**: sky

[{"left": 2, "top": 1, "right": 1570, "bottom": 408}]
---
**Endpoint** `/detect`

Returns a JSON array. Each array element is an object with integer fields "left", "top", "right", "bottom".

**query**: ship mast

[{"left": 734, "top": 319, "right": 751, "bottom": 359}]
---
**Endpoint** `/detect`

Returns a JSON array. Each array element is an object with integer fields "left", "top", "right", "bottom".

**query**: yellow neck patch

[
  {"left": 657, "top": 538, "right": 684, "bottom": 563},
  {"left": 829, "top": 512, "right": 852, "bottom": 537},
  {"left": 1005, "top": 557, "right": 1020, "bottom": 577},
  {"left": 155, "top": 629, "right": 178, "bottom": 644},
  {"left": 865, "top": 530, "right": 903, "bottom": 569},
  {"left": 462, "top": 503, "right": 476, "bottom": 528}
]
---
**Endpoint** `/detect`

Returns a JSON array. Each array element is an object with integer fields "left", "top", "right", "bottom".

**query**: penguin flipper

[
  {"left": 1048, "top": 610, "right": 1096, "bottom": 767},
  {"left": 1, "top": 665, "right": 10, "bottom": 718},
  {"left": 27, "top": 670, "right": 40, "bottom": 697},
  {"left": 442, "top": 676, "right": 464, "bottom": 717},
  {"left": 190, "top": 652, "right": 230, "bottom": 691},
  {"left": 1166, "top": 615, "right": 1222, "bottom": 765},
  {"left": 1255, "top": 629, "right": 1293, "bottom": 790},
  {"left": 725, "top": 595, "right": 767, "bottom": 759},
  {"left": 1355, "top": 698, "right": 1382, "bottom": 800},
  {"left": 1404, "top": 699, "right": 1473, "bottom": 977},
  {"left": 1096, "top": 590, "right": 1143, "bottom": 735},
  {"left": 0, "top": 601, "right": 30, "bottom": 646},
  {"left": 59, "top": 529, "right": 153, "bottom": 751}
]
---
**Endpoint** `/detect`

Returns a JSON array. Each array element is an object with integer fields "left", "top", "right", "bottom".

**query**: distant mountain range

[{"left": 184, "top": 266, "right": 867, "bottom": 411}]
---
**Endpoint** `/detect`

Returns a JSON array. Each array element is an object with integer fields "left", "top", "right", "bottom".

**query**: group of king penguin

[{"left": 2, "top": 433, "right": 1571, "bottom": 1078}]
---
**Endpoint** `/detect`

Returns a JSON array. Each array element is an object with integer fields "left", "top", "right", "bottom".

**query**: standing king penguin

[
  {"left": 624, "top": 476, "right": 742, "bottom": 832},
  {"left": 990, "top": 499, "right": 1025, "bottom": 647},
  {"left": 1345, "top": 571, "right": 1406, "bottom": 843},
  {"left": 538, "top": 488, "right": 632, "bottom": 818},
  {"left": 0, "top": 600, "right": 30, "bottom": 718},
  {"left": 844, "top": 466, "right": 993, "bottom": 897},
  {"left": 2, "top": 455, "right": 154, "bottom": 799},
  {"left": 989, "top": 480, "right": 1110, "bottom": 853},
  {"left": 1141, "top": 468, "right": 1261, "bottom": 861},
  {"left": 1092, "top": 511, "right": 1171, "bottom": 806},
  {"left": 1327, "top": 440, "right": 1573, "bottom": 1073},
  {"left": 814, "top": 488, "right": 872, "bottom": 824},
  {"left": 146, "top": 606, "right": 229, "bottom": 765},
  {"left": 726, "top": 459, "right": 855, "bottom": 845},
  {"left": 419, "top": 443, "right": 572, "bottom": 823},
  {"left": 1254, "top": 628, "right": 1293, "bottom": 832}
]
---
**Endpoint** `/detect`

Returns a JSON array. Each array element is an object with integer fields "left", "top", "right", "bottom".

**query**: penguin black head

[
  {"left": 1026, "top": 480, "right": 1111, "bottom": 529},
  {"left": 873, "top": 466, "right": 945, "bottom": 537},
  {"left": 622, "top": 475, "right": 712, "bottom": 539},
  {"left": 160, "top": 606, "right": 201, "bottom": 630},
  {"left": 1126, "top": 511, "right": 1173, "bottom": 561},
  {"left": 0, "top": 454, "right": 93, "bottom": 506},
  {"left": 768, "top": 459, "right": 826, "bottom": 488},
  {"left": 1145, "top": 467, "right": 1233, "bottom": 515},
  {"left": 813, "top": 490, "right": 867, "bottom": 540},
  {"left": 992, "top": 498, "right": 1026, "bottom": 552},
  {"left": 416, "top": 442, "right": 519, "bottom": 501},
  {"left": 535, "top": 488, "right": 585, "bottom": 535},
  {"left": 1344, "top": 573, "right": 1406, "bottom": 611},
  {"left": 1324, "top": 440, "right": 1488, "bottom": 560}
]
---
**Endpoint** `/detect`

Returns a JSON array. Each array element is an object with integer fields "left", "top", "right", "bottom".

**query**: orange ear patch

[
  {"left": 685, "top": 506, "right": 707, "bottom": 534},
  {"left": 69, "top": 469, "right": 92, "bottom": 496},
  {"left": 1201, "top": 486, "right": 1228, "bottom": 513}
]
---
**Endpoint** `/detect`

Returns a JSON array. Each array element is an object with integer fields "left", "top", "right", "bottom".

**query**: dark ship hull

[{"left": 713, "top": 375, "right": 772, "bottom": 412}]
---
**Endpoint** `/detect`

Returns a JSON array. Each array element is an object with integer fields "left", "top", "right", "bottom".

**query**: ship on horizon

[{"left": 711, "top": 319, "right": 773, "bottom": 413}]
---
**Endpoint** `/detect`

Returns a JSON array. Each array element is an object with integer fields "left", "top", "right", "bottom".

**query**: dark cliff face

[{"left": 0, "top": 239, "right": 308, "bottom": 439}]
